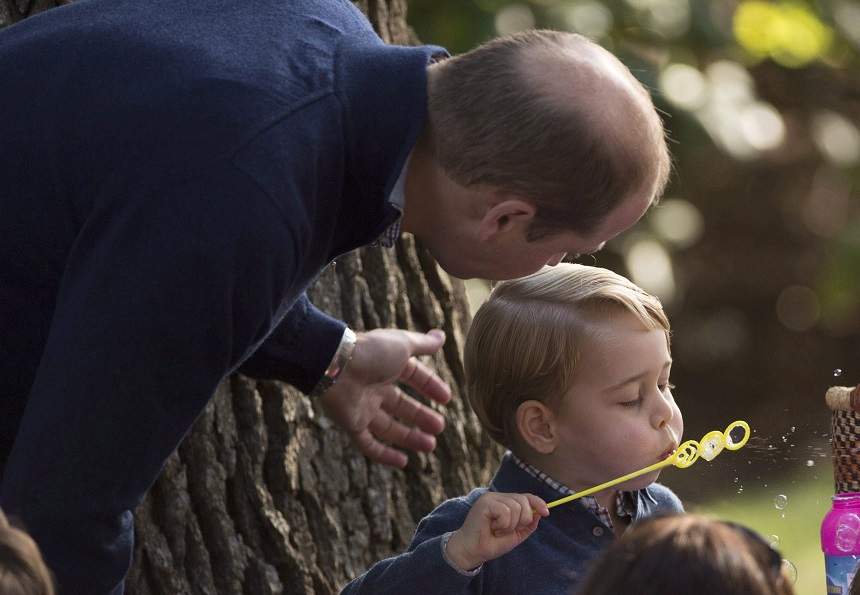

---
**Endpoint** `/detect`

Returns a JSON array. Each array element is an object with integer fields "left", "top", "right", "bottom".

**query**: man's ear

[
  {"left": 478, "top": 198, "right": 536, "bottom": 242},
  {"left": 516, "top": 400, "right": 557, "bottom": 455}
]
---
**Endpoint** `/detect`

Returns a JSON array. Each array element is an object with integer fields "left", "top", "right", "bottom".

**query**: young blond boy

[{"left": 341, "top": 264, "right": 684, "bottom": 594}]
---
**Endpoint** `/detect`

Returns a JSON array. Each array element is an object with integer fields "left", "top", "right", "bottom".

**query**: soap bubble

[
  {"left": 781, "top": 559, "right": 798, "bottom": 584},
  {"left": 774, "top": 494, "right": 788, "bottom": 510},
  {"left": 834, "top": 368, "right": 843, "bottom": 377},
  {"left": 769, "top": 534, "right": 780, "bottom": 547},
  {"left": 807, "top": 460, "right": 816, "bottom": 467}
]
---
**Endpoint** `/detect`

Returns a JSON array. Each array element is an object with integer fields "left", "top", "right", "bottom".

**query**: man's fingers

[
  {"left": 368, "top": 406, "right": 437, "bottom": 453},
  {"left": 352, "top": 428, "right": 408, "bottom": 468},
  {"left": 403, "top": 329, "right": 446, "bottom": 357},
  {"left": 383, "top": 386, "right": 445, "bottom": 436},
  {"left": 399, "top": 357, "right": 452, "bottom": 405}
]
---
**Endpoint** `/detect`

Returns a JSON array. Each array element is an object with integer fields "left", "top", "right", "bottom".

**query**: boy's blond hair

[
  {"left": 465, "top": 263, "right": 670, "bottom": 451},
  {"left": 0, "top": 508, "right": 55, "bottom": 595}
]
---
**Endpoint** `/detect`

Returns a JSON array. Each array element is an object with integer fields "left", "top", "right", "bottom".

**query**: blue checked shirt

[{"left": 508, "top": 452, "right": 636, "bottom": 531}]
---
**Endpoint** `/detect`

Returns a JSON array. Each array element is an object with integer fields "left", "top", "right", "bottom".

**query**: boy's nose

[{"left": 651, "top": 393, "right": 675, "bottom": 429}]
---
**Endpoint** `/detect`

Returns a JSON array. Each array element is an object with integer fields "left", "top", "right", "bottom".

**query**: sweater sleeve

[
  {"left": 0, "top": 164, "right": 312, "bottom": 595},
  {"left": 339, "top": 497, "right": 484, "bottom": 595},
  {"left": 237, "top": 293, "right": 346, "bottom": 394}
]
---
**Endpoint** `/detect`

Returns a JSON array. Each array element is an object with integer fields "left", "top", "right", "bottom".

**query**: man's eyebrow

[{"left": 605, "top": 360, "right": 673, "bottom": 392}]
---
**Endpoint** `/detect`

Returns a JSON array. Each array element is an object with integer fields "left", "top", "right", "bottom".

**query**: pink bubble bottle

[
  {"left": 821, "top": 492, "right": 860, "bottom": 593},
  {"left": 823, "top": 385, "right": 860, "bottom": 594}
]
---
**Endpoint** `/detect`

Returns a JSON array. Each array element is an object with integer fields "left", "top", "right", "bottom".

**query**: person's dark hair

[
  {"left": 574, "top": 514, "right": 795, "bottom": 595},
  {"left": 0, "top": 509, "right": 55, "bottom": 595},
  {"left": 427, "top": 29, "right": 671, "bottom": 240}
]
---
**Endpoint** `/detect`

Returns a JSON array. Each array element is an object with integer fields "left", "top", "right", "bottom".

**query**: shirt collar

[{"left": 508, "top": 451, "right": 637, "bottom": 531}]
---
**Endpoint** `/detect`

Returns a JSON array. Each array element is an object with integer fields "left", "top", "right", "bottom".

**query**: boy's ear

[
  {"left": 516, "top": 400, "right": 557, "bottom": 454},
  {"left": 477, "top": 197, "right": 536, "bottom": 242}
]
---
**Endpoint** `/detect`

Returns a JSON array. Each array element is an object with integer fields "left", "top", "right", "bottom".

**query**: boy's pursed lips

[{"left": 658, "top": 443, "right": 678, "bottom": 462}]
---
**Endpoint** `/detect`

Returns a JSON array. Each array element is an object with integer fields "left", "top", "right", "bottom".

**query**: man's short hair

[
  {"left": 464, "top": 263, "right": 670, "bottom": 451},
  {"left": 428, "top": 29, "right": 671, "bottom": 239},
  {"left": 0, "top": 508, "right": 55, "bottom": 595}
]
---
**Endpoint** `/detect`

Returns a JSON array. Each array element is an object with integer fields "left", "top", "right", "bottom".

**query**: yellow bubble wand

[{"left": 546, "top": 420, "right": 751, "bottom": 510}]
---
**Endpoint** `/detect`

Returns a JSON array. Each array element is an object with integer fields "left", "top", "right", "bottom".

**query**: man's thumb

[{"left": 409, "top": 329, "right": 446, "bottom": 355}]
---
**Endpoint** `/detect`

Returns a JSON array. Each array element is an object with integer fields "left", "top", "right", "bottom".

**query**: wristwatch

[{"left": 311, "top": 327, "right": 357, "bottom": 396}]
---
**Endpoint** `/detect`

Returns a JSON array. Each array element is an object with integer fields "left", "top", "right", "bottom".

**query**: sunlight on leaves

[{"left": 733, "top": 1, "right": 833, "bottom": 67}]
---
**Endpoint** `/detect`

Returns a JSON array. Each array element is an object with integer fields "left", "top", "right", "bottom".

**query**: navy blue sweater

[
  {"left": 0, "top": 0, "right": 442, "bottom": 593},
  {"left": 341, "top": 453, "right": 684, "bottom": 595}
]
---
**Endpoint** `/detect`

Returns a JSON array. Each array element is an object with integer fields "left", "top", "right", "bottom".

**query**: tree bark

[
  {"left": 121, "top": 5, "right": 494, "bottom": 593},
  {"left": 127, "top": 236, "right": 496, "bottom": 595}
]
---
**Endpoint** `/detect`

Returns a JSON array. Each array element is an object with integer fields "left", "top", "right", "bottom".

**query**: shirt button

[{"left": 592, "top": 526, "right": 605, "bottom": 537}]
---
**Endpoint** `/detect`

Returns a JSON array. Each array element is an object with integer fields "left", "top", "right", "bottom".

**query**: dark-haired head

[{"left": 574, "top": 514, "right": 795, "bottom": 595}]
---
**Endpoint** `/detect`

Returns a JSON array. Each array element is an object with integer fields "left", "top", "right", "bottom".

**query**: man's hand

[
  {"left": 446, "top": 492, "right": 549, "bottom": 572},
  {"left": 319, "top": 328, "right": 452, "bottom": 468}
]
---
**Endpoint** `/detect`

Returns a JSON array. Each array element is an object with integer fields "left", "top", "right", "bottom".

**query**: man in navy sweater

[{"left": 0, "top": 0, "right": 670, "bottom": 592}]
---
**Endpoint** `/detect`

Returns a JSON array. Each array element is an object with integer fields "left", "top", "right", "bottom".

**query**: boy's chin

[{"left": 619, "top": 470, "right": 661, "bottom": 492}]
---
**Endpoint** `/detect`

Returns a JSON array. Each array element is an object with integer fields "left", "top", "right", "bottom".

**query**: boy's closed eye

[{"left": 619, "top": 383, "right": 675, "bottom": 407}]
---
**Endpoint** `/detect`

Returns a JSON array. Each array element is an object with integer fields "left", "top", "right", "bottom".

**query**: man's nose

[{"left": 546, "top": 253, "right": 566, "bottom": 266}]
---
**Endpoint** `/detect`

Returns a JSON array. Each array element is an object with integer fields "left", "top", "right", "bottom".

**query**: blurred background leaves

[{"left": 408, "top": 1, "right": 858, "bottom": 590}]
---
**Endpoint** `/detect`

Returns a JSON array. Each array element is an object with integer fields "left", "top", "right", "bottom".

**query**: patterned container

[
  {"left": 827, "top": 385, "right": 860, "bottom": 494},
  {"left": 823, "top": 385, "right": 860, "bottom": 594}
]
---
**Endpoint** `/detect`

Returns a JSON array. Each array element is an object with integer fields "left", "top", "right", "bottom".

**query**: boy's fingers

[
  {"left": 505, "top": 496, "right": 523, "bottom": 528},
  {"left": 513, "top": 494, "right": 534, "bottom": 526},
  {"left": 525, "top": 493, "right": 550, "bottom": 517},
  {"left": 488, "top": 498, "right": 513, "bottom": 531}
]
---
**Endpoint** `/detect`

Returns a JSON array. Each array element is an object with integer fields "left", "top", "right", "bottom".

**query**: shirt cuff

[
  {"left": 440, "top": 532, "right": 482, "bottom": 577},
  {"left": 310, "top": 327, "right": 356, "bottom": 396}
]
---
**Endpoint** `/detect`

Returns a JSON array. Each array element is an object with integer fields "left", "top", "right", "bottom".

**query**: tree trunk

[{"left": 127, "top": 236, "right": 496, "bottom": 595}]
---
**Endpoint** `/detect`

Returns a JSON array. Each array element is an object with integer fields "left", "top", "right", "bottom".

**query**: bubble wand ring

[{"left": 545, "top": 420, "right": 751, "bottom": 510}]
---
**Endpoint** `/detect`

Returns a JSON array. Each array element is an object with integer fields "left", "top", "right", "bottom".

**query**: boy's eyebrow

[{"left": 604, "top": 360, "right": 673, "bottom": 392}]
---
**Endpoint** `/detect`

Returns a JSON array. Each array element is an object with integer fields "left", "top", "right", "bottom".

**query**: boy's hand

[{"left": 446, "top": 492, "right": 549, "bottom": 572}]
